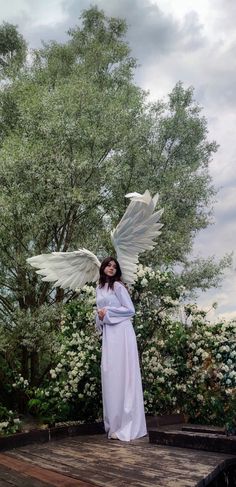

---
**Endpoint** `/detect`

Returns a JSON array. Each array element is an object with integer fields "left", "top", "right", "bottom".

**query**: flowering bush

[
  {"left": 28, "top": 286, "right": 102, "bottom": 424},
  {"left": 141, "top": 320, "right": 188, "bottom": 415},
  {"left": 4, "top": 266, "right": 236, "bottom": 429},
  {"left": 0, "top": 405, "right": 22, "bottom": 436},
  {"left": 183, "top": 312, "right": 236, "bottom": 427},
  {"left": 141, "top": 305, "right": 236, "bottom": 427},
  {"left": 132, "top": 264, "right": 184, "bottom": 354},
  {"left": 0, "top": 304, "right": 62, "bottom": 421}
]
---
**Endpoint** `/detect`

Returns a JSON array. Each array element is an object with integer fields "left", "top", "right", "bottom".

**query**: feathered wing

[
  {"left": 111, "top": 190, "right": 164, "bottom": 285},
  {"left": 27, "top": 248, "right": 101, "bottom": 291}
]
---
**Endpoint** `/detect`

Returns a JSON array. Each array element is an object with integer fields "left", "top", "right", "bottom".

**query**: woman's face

[{"left": 104, "top": 260, "right": 117, "bottom": 278}]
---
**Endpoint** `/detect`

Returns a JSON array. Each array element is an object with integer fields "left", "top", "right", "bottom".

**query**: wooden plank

[
  {"left": 0, "top": 423, "right": 105, "bottom": 452},
  {"left": 5, "top": 434, "right": 236, "bottom": 487},
  {"left": 149, "top": 429, "right": 236, "bottom": 454},
  {"left": 182, "top": 425, "right": 226, "bottom": 435},
  {"left": 0, "top": 430, "right": 49, "bottom": 452},
  {"left": 0, "top": 463, "right": 52, "bottom": 486},
  {"left": 0, "top": 454, "right": 96, "bottom": 487}
]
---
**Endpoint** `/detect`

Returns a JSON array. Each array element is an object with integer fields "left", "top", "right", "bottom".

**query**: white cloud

[
  {"left": 0, "top": 0, "right": 28, "bottom": 22},
  {"left": 0, "top": 0, "right": 66, "bottom": 25},
  {"left": 28, "top": 0, "right": 68, "bottom": 28}
]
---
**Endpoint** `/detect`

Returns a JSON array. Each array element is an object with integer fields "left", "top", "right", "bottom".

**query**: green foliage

[
  {"left": 180, "top": 254, "right": 233, "bottom": 292},
  {"left": 131, "top": 264, "right": 184, "bottom": 355},
  {"left": 0, "top": 304, "right": 61, "bottom": 411},
  {"left": 0, "top": 22, "right": 26, "bottom": 74},
  {"left": 142, "top": 303, "right": 236, "bottom": 427},
  {"left": 27, "top": 288, "right": 102, "bottom": 423},
  {"left": 0, "top": 405, "right": 21, "bottom": 436},
  {"left": 13, "top": 272, "right": 234, "bottom": 428}
]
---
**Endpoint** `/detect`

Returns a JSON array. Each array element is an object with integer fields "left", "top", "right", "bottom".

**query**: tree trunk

[
  {"left": 30, "top": 351, "right": 39, "bottom": 385},
  {"left": 21, "top": 346, "right": 29, "bottom": 379}
]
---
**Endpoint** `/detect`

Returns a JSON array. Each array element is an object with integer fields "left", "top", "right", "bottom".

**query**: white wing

[
  {"left": 111, "top": 190, "right": 163, "bottom": 284},
  {"left": 27, "top": 248, "right": 100, "bottom": 291}
]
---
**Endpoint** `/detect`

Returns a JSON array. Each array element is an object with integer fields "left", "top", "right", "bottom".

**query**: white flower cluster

[
  {"left": 137, "top": 311, "right": 236, "bottom": 422},
  {"left": 75, "top": 285, "right": 96, "bottom": 297},
  {"left": 142, "top": 346, "right": 178, "bottom": 392},
  {"left": 136, "top": 264, "right": 155, "bottom": 279},
  {"left": 162, "top": 296, "right": 179, "bottom": 307},
  {"left": 35, "top": 324, "right": 101, "bottom": 409},
  {"left": 187, "top": 320, "right": 236, "bottom": 388},
  {"left": 0, "top": 410, "right": 21, "bottom": 436},
  {"left": 136, "top": 265, "right": 173, "bottom": 286},
  {"left": 12, "top": 375, "right": 29, "bottom": 390}
]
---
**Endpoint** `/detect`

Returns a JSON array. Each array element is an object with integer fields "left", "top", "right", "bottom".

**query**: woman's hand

[{"left": 98, "top": 308, "right": 106, "bottom": 320}]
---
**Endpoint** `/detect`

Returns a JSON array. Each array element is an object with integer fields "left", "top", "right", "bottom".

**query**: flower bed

[{"left": 1, "top": 268, "right": 235, "bottom": 433}]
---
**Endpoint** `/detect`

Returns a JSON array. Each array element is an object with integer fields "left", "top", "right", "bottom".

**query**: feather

[
  {"left": 111, "top": 190, "right": 163, "bottom": 285},
  {"left": 27, "top": 248, "right": 100, "bottom": 291}
]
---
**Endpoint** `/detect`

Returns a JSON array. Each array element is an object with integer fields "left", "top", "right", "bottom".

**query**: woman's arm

[
  {"left": 102, "top": 282, "right": 135, "bottom": 325},
  {"left": 95, "top": 287, "right": 103, "bottom": 334},
  {"left": 95, "top": 313, "right": 103, "bottom": 334}
]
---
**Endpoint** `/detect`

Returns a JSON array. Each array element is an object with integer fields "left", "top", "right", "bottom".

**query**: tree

[
  {"left": 0, "top": 7, "right": 229, "bottom": 383},
  {"left": 0, "top": 22, "right": 26, "bottom": 74}
]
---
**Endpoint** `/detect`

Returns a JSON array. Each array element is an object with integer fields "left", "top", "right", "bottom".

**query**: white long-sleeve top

[{"left": 95, "top": 281, "right": 135, "bottom": 332}]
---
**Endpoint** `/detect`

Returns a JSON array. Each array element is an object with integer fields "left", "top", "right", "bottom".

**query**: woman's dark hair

[{"left": 99, "top": 256, "right": 122, "bottom": 289}]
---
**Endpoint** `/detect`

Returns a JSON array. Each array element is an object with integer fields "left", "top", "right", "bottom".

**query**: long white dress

[{"left": 96, "top": 281, "right": 147, "bottom": 441}]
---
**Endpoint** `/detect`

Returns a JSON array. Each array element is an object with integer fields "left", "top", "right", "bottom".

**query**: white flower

[
  {"left": 196, "top": 348, "right": 204, "bottom": 356},
  {"left": 197, "top": 394, "right": 204, "bottom": 401},
  {"left": 219, "top": 345, "right": 230, "bottom": 353},
  {"left": 13, "top": 418, "right": 21, "bottom": 424},
  {"left": 136, "top": 265, "right": 145, "bottom": 278},
  {"left": 141, "top": 278, "right": 148, "bottom": 287},
  {"left": 50, "top": 369, "right": 57, "bottom": 379},
  {"left": 176, "top": 384, "right": 186, "bottom": 391},
  {"left": 221, "top": 364, "right": 229, "bottom": 372},
  {"left": 162, "top": 296, "right": 179, "bottom": 306}
]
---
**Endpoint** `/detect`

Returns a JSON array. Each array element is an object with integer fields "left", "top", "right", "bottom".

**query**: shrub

[
  {"left": 4, "top": 267, "right": 236, "bottom": 429},
  {"left": 0, "top": 405, "right": 21, "bottom": 436},
  {"left": 28, "top": 287, "right": 102, "bottom": 424}
]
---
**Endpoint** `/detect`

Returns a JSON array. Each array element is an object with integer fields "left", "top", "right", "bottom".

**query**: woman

[{"left": 96, "top": 256, "right": 147, "bottom": 441}]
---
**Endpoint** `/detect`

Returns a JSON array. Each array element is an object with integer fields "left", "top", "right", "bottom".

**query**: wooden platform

[
  {"left": 149, "top": 422, "right": 236, "bottom": 455},
  {"left": 0, "top": 433, "right": 235, "bottom": 486}
]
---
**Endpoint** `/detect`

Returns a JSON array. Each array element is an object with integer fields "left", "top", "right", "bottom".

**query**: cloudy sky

[{"left": 1, "top": 0, "right": 235, "bottom": 320}]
